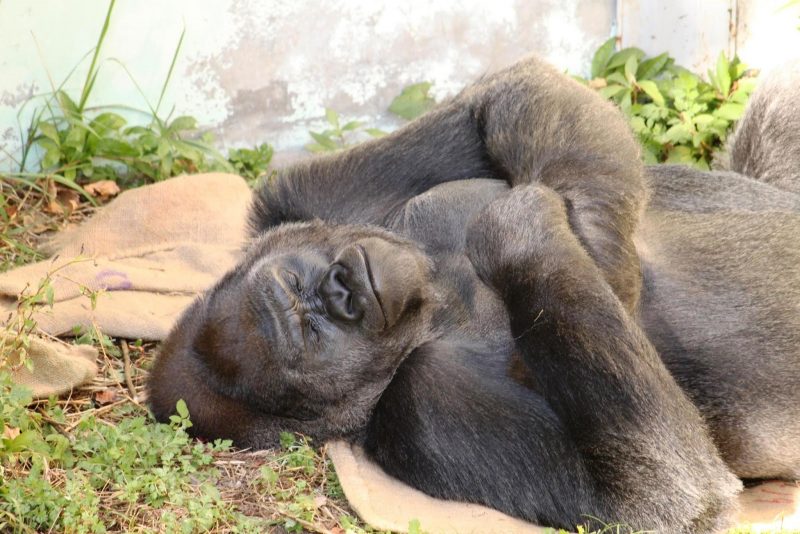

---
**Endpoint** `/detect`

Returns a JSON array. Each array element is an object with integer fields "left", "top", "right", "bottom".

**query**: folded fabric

[
  {"left": 4, "top": 334, "right": 97, "bottom": 398},
  {"left": 328, "top": 441, "right": 800, "bottom": 533},
  {"left": 0, "top": 173, "right": 251, "bottom": 340}
]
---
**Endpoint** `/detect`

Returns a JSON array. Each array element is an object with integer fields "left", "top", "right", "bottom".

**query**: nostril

[{"left": 321, "top": 265, "right": 361, "bottom": 321}]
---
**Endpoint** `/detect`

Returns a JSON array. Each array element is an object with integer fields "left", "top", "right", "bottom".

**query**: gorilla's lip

[{"left": 355, "top": 244, "right": 387, "bottom": 325}]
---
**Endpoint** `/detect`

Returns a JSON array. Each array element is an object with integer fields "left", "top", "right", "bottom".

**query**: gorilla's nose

[{"left": 320, "top": 264, "right": 362, "bottom": 322}]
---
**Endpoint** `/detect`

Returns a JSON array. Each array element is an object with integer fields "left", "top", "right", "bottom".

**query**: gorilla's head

[{"left": 148, "top": 221, "right": 437, "bottom": 445}]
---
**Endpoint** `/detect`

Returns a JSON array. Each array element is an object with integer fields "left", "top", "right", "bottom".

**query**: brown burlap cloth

[{"left": 1, "top": 173, "right": 796, "bottom": 532}]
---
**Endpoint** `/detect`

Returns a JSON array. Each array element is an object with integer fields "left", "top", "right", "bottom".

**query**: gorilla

[{"left": 148, "top": 55, "right": 800, "bottom": 532}]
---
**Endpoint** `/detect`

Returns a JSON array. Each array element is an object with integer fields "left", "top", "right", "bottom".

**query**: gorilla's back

[{"left": 638, "top": 166, "right": 800, "bottom": 479}]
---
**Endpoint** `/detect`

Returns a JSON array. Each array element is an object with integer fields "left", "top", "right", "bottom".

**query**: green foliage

[
  {"left": 227, "top": 143, "right": 274, "bottom": 183},
  {"left": 583, "top": 38, "right": 757, "bottom": 168},
  {"left": 306, "top": 108, "right": 387, "bottom": 153},
  {"left": 306, "top": 81, "right": 437, "bottom": 154},
  {"left": 388, "top": 82, "right": 435, "bottom": 120},
  {"left": 0, "top": 374, "right": 258, "bottom": 533},
  {"left": 5, "top": 0, "right": 272, "bottom": 195}
]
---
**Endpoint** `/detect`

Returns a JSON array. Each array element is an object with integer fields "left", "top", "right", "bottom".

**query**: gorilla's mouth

[{"left": 354, "top": 244, "right": 388, "bottom": 327}]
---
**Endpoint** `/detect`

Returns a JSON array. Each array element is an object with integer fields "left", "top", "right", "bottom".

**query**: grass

[{"left": 0, "top": 335, "right": 379, "bottom": 533}]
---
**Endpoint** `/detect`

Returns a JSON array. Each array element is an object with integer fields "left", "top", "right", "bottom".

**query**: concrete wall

[{"left": 1, "top": 0, "right": 798, "bottom": 167}]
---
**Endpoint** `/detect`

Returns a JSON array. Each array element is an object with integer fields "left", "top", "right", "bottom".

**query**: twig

[{"left": 120, "top": 340, "right": 138, "bottom": 401}]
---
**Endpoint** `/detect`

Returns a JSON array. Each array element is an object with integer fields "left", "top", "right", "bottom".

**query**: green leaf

[
  {"left": 309, "top": 131, "right": 338, "bottom": 150},
  {"left": 40, "top": 141, "right": 62, "bottom": 169},
  {"left": 172, "top": 140, "right": 202, "bottom": 161},
  {"left": 637, "top": 80, "right": 664, "bottom": 106},
  {"left": 38, "top": 122, "right": 60, "bottom": 144},
  {"left": 713, "top": 52, "right": 732, "bottom": 95},
  {"left": 341, "top": 120, "right": 363, "bottom": 131},
  {"left": 624, "top": 55, "right": 638, "bottom": 84},
  {"left": 157, "top": 138, "right": 172, "bottom": 159},
  {"left": 693, "top": 113, "right": 715, "bottom": 126},
  {"left": 389, "top": 82, "right": 435, "bottom": 120},
  {"left": 90, "top": 112, "right": 126, "bottom": 132},
  {"left": 665, "top": 145, "right": 695, "bottom": 164},
  {"left": 325, "top": 108, "right": 340, "bottom": 129},
  {"left": 637, "top": 53, "right": 670, "bottom": 80},
  {"left": 168, "top": 115, "right": 198, "bottom": 133},
  {"left": 45, "top": 285, "right": 55, "bottom": 308},
  {"left": 63, "top": 126, "right": 86, "bottom": 150},
  {"left": 714, "top": 102, "right": 745, "bottom": 121},
  {"left": 591, "top": 37, "right": 617, "bottom": 78},
  {"left": 365, "top": 128, "right": 388, "bottom": 138},
  {"left": 96, "top": 137, "right": 139, "bottom": 158},
  {"left": 176, "top": 399, "right": 189, "bottom": 419},
  {"left": 598, "top": 84, "right": 627, "bottom": 99},
  {"left": 606, "top": 72, "right": 629, "bottom": 87},
  {"left": 57, "top": 91, "right": 80, "bottom": 118},
  {"left": 4, "top": 429, "right": 45, "bottom": 453},
  {"left": 606, "top": 47, "right": 645, "bottom": 70}
]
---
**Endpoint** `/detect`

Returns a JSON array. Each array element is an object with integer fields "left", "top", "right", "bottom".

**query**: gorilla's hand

[{"left": 465, "top": 184, "right": 585, "bottom": 294}]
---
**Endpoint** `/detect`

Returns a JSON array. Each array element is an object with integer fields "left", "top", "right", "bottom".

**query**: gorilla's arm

[
  {"left": 456, "top": 185, "right": 736, "bottom": 530},
  {"left": 251, "top": 56, "right": 645, "bottom": 308}
]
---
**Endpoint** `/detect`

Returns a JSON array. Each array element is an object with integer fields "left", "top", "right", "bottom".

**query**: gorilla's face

[{"left": 150, "top": 221, "right": 437, "bottom": 441}]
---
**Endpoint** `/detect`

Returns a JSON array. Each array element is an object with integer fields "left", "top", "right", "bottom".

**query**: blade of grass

[
  {"left": 155, "top": 27, "right": 186, "bottom": 115},
  {"left": 107, "top": 58, "right": 158, "bottom": 117},
  {"left": 78, "top": 0, "right": 116, "bottom": 112},
  {"left": 0, "top": 175, "right": 46, "bottom": 194}
]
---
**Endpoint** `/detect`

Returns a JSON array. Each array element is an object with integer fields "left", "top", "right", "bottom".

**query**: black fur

[{"left": 148, "top": 57, "right": 800, "bottom": 532}]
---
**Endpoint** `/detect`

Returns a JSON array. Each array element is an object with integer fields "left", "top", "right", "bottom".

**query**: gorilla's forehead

[{"left": 240, "top": 220, "right": 426, "bottom": 270}]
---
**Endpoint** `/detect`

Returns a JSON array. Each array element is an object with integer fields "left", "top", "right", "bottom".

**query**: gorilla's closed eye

[{"left": 283, "top": 270, "right": 302, "bottom": 294}]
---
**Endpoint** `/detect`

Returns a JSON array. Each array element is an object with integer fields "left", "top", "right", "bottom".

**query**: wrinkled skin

[{"left": 148, "top": 57, "right": 800, "bottom": 532}]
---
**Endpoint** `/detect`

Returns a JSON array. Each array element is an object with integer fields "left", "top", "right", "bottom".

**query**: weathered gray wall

[
  {"left": 1, "top": 0, "right": 798, "bottom": 166},
  {"left": 0, "top": 0, "right": 616, "bottom": 165}
]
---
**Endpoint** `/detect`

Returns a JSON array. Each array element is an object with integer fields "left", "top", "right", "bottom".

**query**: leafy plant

[
  {"left": 306, "top": 108, "right": 386, "bottom": 153},
  {"left": 583, "top": 38, "right": 757, "bottom": 168},
  {"left": 306, "top": 81, "right": 437, "bottom": 154},
  {"left": 388, "top": 82, "right": 435, "bottom": 120},
  {"left": 0, "top": 377, "right": 255, "bottom": 533},
  {"left": 4, "top": 0, "right": 272, "bottom": 195},
  {"left": 227, "top": 143, "right": 274, "bottom": 183}
]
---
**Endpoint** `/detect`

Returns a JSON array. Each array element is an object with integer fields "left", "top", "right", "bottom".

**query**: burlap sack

[{"left": 0, "top": 173, "right": 250, "bottom": 341}]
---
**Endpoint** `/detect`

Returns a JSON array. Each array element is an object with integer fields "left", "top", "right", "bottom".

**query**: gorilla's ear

[{"left": 191, "top": 320, "right": 241, "bottom": 385}]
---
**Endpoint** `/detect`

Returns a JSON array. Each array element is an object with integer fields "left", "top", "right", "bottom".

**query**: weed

[
  {"left": 305, "top": 82, "right": 435, "bottom": 154},
  {"left": 581, "top": 38, "right": 757, "bottom": 168},
  {"left": 227, "top": 143, "right": 274, "bottom": 184},
  {"left": 306, "top": 108, "right": 387, "bottom": 153},
  {"left": 388, "top": 82, "right": 435, "bottom": 121}
]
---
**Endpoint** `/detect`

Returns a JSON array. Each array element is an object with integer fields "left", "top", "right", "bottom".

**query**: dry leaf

[
  {"left": 2, "top": 426, "right": 21, "bottom": 440},
  {"left": 45, "top": 188, "right": 80, "bottom": 215},
  {"left": 331, "top": 528, "right": 345, "bottom": 534},
  {"left": 588, "top": 77, "right": 608, "bottom": 89},
  {"left": 94, "top": 389, "right": 118, "bottom": 405},
  {"left": 84, "top": 180, "right": 121, "bottom": 199},
  {"left": 4, "top": 204, "right": 18, "bottom": 219}
]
